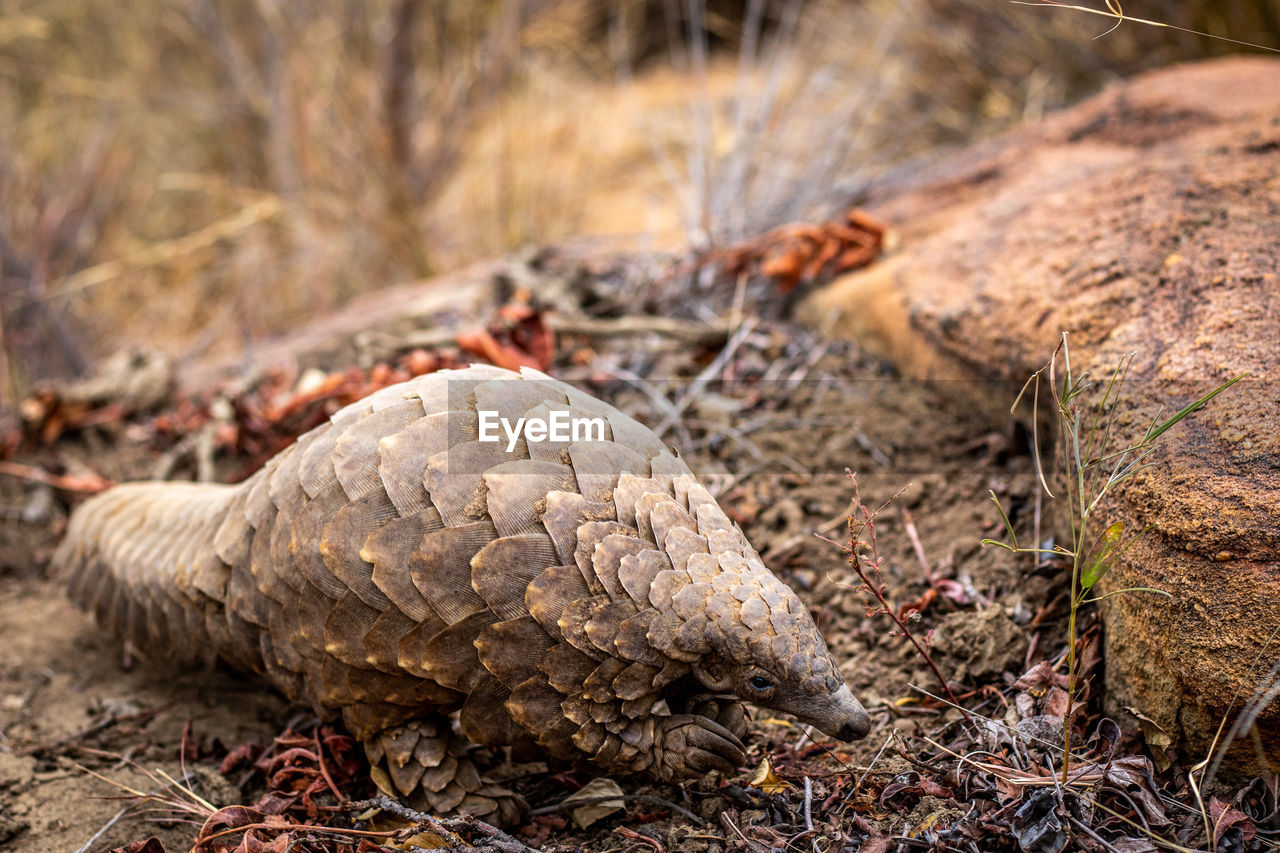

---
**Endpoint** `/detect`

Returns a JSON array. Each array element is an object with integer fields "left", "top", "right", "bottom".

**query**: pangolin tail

[{"left": 54, "top": 481, "right": 256, "bottom": 669}]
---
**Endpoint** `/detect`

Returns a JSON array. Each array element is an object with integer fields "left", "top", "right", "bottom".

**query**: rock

[
  {"left": 802, "top": 57, "right": 1280, "bottom": 772},
  {"left": 1015, "top": 715, "right": 1065, "bottom": 752},
  {"left": 930, "top": 607, "right": 1027, "bottom": 683}
]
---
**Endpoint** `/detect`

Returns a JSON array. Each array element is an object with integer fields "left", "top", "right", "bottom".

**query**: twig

[
  {"left": 0, "top": 460, "right": 113, "bottom": 493},
  {"left": 152, "top": 767, "right": 217, "bottom": 814},
  {"left": 178, "top": 719, "right": 194, "bottom": 809},
  {"left": 437, "top": 813, "right": 536, "bottom": 853},
  {"left": 347, "top": 797, "right": 535, "bottom": 852},
  {"left": 72, "top": 760, "right": 213, "bottom": 819},
  {"left": 839, "top": 470, "right": 972, "bottom": 722},
  {"left": 1011, "top": 0, "right": 1280, "bottom": 53},
  {"left": 616, "top": 826, "right": 665, "bottom": 853},
  {"left": 195, "top": 420, "right": 217, "bottom": 482},
  {"left": 802, "top": 776, "right": 814, "bottom": 833},
  {"left": 73, "top": 805, "right": 132, "bottom": 853},
  {"left": 901, "top": 508, "right": 935, "bottom": 586},
  {"left": 652, "top": 317, "right": 756, "bottom": 438},
  {"left": 854, "top": 431, "right": 892, "bottom": 468},
  {"left": 851, "top": 731, "right": 895, "bottom": 798},
  {"left": 683, "top": 417, "right": 812, "bottom": 481},
  {"left": 35, "top": 197, "right": 285, "bottom": 304},
  {"left": 348, "top": 795, "right": 443, "bottom": 825},
  {"left": 313, "top": 727, "right": 347, "bottom": 806},
  {"left": 549, "top": 314, "right": 732, "bottom": 345},
  {"left": 196, "top": 821, "right": 401, "bottom": 846},
  {"left": 720, "top": 812, "right": 769, "bottom": 853},
  {"left": 597, "top": 364, "right": 693, "bottom": 451},
  {"left": 18, "top": 713, "right": 120, "bottom": 756}
]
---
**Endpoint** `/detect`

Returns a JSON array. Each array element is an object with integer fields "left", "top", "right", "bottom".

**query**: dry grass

[{"left": 1, "top": 0, "right": 1276, "bottom": 402}]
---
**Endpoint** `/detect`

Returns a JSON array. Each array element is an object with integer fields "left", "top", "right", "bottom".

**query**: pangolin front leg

[
  {"left": 55, "top": 365, "right": 871, "bottom": 819},
  {"left": 650, "top": 713, "right": 747, "bottom": 781}
]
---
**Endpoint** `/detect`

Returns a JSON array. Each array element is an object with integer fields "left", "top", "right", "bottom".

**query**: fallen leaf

[
  {"left": 1210, "top": 796, "right": 1257, "bottom": 843},
  {"left": 1014, "top": 661, "right": 1070, "bottom": 692},
  {"left": 1101, "top": 756, "right": 1172, "bottom": 827},
  {"left": 1011, "top": 788, "right": 1069, "bottom": 853},
  {"left": 457, "top": 301, "right": 555, "bottom": 371},
  {"left": 749, "top": 757, "right": 790, "bottom": 794},
  {"left": 1124, "top": 705, "right": 1173, "bottom": 771},
  {"left": 907, "top": 811, "right": 941, "bottom": 838},
  {"left": 393, "top": 831, "right": 453, "bottom": 850},
  {"left": 563, "top": 777, "right": 625, "bottom": 829},
  {"left": 756, "top": 717, "right": 795, "bottom": 728},
  {"left": 850, "top": 814, "right": 894, "bottom": 853},
  {"left": 1042, "top": 686, "right": 1070, "bottom": 719}
]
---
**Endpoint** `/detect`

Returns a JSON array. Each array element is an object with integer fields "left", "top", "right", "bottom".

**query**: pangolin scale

[{"left": 55, "top": 365, "right": 870, "bottom": 822}]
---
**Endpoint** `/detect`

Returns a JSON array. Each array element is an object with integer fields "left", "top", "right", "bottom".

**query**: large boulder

[{"left": 802, "top": 56, "right": 1280, "bottom": 772}]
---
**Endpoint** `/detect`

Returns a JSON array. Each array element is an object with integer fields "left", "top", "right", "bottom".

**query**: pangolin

[{"left": 55, "top": 365, "right": 870, "bottom": 822}]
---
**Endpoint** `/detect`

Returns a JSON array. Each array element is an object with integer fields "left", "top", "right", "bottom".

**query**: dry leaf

[
  {"left": 756, "top": 717, "right": 794, "bottom": 728},
  {"left": 749, "top": 757, "right": 790, "bottom": 794},
  {"left": 563, "top": 777, "right": 625, "bottom": 829},
  {"left": 392, "top": 831, "right": 453, "bottom": 850},
  {"left": 1209, "top": 796, "right": 1256, "bottom": 843},
  {"left": 1124, "top": 705, "right": 1173, "bottom": 771}
]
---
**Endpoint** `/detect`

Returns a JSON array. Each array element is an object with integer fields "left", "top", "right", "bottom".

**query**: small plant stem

[
  {"left": 985, "top": 333, "right": 1242, "bottom": 785},
  {"left": 844, "top": 473, "right": 972, "bottom": 724},
  {"left": 1061, "top": 365, "right": 1088, "bottom": 782},
  {"left": 859, "top": 562, "right": 972, "bottom": 724},
  {"left": 1062, "top": 572, "right": 1080, "bottom": 782},
  {"left": 1062, "top": 518, "right": 1091, "bottom": 783}
]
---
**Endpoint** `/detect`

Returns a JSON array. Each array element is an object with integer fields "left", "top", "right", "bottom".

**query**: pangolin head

[{"left": 678, "top": 560, "right": 872, "bottom": 742}]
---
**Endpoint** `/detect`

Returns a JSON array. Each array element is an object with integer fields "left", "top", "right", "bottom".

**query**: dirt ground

[{"left": 0, "top": 253, "right": 1147, "bottom": 851}]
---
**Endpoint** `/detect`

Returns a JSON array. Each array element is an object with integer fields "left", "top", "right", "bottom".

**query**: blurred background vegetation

[{"left": 1, "top": 0, "right": 1277, "bottom": 401}]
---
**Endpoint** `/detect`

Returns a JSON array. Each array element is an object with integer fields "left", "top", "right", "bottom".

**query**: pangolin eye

[{"left": 748, "top": 675, "right": 773, "bottom": 691}]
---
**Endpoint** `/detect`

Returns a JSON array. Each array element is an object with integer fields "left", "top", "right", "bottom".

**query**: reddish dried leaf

[
  {"left": 200, "top": 805, "right": 267, "bottom": 836},
  {"left": 761, "top": 248, "right": 806, "bottom": 292},
  {"left": 1210, "top": 796, "right": 1256, "bottom": 842},
  {"left": 835, "top": 244, "right": 878, "bottom": 272},
  {"left": 713, "top": 206, "right": 885, "bottom": 294},
  {"left": 457, "top": 301, "right": 555, "bottom": 372},
  {"left": 1042, "top": 686, "right": 1071, "bottom": 719},
  {"left": 802, "top": 235, "right": 843, "bottom": 281},
  {"left": 237, "top": 828, "right": 293, "bottom": 853},
  {"left": 220, "top": 741, "right": 263, "bottom": 774},
  {"left": 897, "top": 587, "right": 938, "bottom": 618},
  {"left": 261, "top": 746, "right": 319, "bottom": 769},
  {"left": 356, "top": 841, "right": 397, "bottom": 852},
  {"left": 845, "top": 207, "right": 887, "bottom": 237},
  {"left": 1014, "top": 660, "right": 1070, "bottom": 692},
  {"left": 921, "top": 779, "right": 954, "bottom": 797},
  {"left": 251, "top": 791, "right": 299, "bottom": 816}
]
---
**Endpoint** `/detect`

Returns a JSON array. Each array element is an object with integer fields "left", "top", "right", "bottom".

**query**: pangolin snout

[
  {"left": 809, "top": 684, "right": 872, "bottom": 742},
  {"left": 833, "top": 713, "right": 872, "bottom": 742}
]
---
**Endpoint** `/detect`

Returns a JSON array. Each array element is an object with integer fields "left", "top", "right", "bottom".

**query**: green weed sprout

[{"left": 982, "top": 332, "right": 1244, "bottom": 781}]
